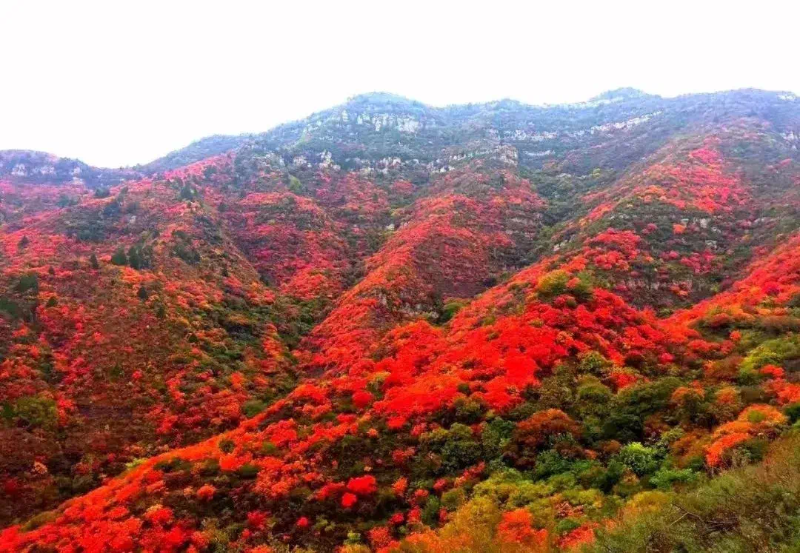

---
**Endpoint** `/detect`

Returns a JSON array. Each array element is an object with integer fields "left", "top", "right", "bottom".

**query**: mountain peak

[
  {"left": 344, "top": 91, "right": 424, "bottom": 108},
  {"left": 589, "top": 87, "right": 654, "bottom": 102}
]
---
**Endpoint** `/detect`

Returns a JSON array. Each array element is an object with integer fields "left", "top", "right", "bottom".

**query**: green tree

[
  {"left": 111, "top": 247, "right": 128, "bottom": 266},
  {"left": 14, "top": 273, "right": 39, "bottom": 294},
  {"left": 128, "top": 246, "right": 142, "bottom": 270}
]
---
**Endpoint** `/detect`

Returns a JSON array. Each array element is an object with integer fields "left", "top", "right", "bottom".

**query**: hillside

[{"left": 2, "top": 88, "right": 800, "bottom": 552}]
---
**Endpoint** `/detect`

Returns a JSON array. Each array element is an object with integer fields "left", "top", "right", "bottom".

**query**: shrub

[
  {"left": 420, "top": 423, "right": 483, "bottom": 473},
  {"left": 238, "top": 464, "right": 260, "bottom": 479},
  {"left": 242, "top": 400, "right": 267, "bottom": 418},
  {"left": 389, "top": 497, "right": 511, "bottom": 553},
  {"left": 513, "top": 409, "right": 582, "bottom": 453},
  {"left": 481, "top": 418, "right": 515, "bottom": 458},
  {"left": 21, "top": 511, "right": 58, "bottom": 532},
  {"left": 173, "top": 240, "right": 201, "bottom": 265},
  {"left": 440, "top": 488, "right": 467, "bottom": 510},
  {"left": 739, "top": 335, "right": 800, "bottom": 373},
  {"left": 567, "top": 271, "right": 595, "bottom": 302},
  {"left": 127, "top": 244, "right": 153, "bottom": 270},
  {"left": 586, "top": 433, "right": 800, "bottom": 552},
  {"left": 532, "top": 450, "right": 573, "bottom": 480},
  {"left": 12, "top": 396, "right": 58, "bottom": 430},
  {"left": 576, "top": 377, "right": 613, "bottom": 418},
  {"left": 14, "top": 273, "right": 39, "bottom": 294},
  {"left": 439, "top": 300, "right": 466, "bottom": 324},
  {"left": 615, "top": 443, "right": 661, "bottom": 477},
  {"left": 110, "top": 247, "right": 128, "bottom": 266},
  {"left": 578, "top": 351, "right": 613, "bottom": 376},
  {"left": 536, "top": 270, "right": 570, "bottom": 300},
  {"left": 785, "top": 403, "right": 800, "bottom": 423},
  {"left": 346, "top": 475, "right": 377, "bottom": 496}
]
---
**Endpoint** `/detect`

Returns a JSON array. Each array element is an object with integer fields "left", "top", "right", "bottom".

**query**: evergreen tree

[
  {"left": 128, "top": 246, "right": 142, "bottom": 270},
  {"left": 111, "top": 247, "right": 127, "bottom": 266}
]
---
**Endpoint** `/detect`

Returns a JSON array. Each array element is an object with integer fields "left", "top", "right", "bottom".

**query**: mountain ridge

[{"left": 3, "top": 87, "right": 797, "bottom": 177}]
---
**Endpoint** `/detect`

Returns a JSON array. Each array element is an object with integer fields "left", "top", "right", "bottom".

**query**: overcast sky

[{"left": 1, "top": 1, "right": 797, "bottom": 167}]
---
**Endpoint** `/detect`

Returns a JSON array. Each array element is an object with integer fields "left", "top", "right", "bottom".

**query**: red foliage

[
  {"left": 559, "top": 524, "right": 597, "bottom": 550},
  {"left": 347, "top": 475, "right": 378, "bottom": 496},
  {"left": 4, "top": 107, "right": 800, "bottom": 553}
]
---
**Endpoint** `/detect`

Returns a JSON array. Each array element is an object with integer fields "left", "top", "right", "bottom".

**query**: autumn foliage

[{"left": 3, "top": 90, "right": 800, "bottom": 552}]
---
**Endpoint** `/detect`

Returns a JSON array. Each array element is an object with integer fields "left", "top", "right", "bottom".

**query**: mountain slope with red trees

[{"left": 2, "top": 89, "right": 800, "bottom": 552}]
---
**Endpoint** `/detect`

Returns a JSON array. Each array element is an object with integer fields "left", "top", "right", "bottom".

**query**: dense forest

[{"left": 2, "top": 88, "right": 800, "bottom": 552}]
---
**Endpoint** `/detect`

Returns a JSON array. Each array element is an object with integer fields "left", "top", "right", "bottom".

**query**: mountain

[{"left": 2, "top": 88, "right": 800, "bottom": 552}]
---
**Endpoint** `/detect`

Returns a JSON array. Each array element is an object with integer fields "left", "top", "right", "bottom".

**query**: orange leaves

[
  {"left": 195, "top": 484, "right": 216, "bottom": 501},
  {"left": 705, "top": 432, "right": 751, "bottom": 467},
  {"left": 218, "top": 454, "right": 247, "bottom": 472},
  {"left": 737, "top": 404, "right": 787, "bottom": 428},
  {"left": 559, "top": 523, "right": 597, "bottom": 550},
  {"left": 392, "top": 477, "right": 408, "bottom": 497},
  {"left": 497, "top": 508, "right": 548, "bottom": 547},
  {"left": 368, "top": 525, "right": 395, "bottom": 549},
  {"left": 514, "top": 409, "right": 581, "bottom": 451},
  {"left": 671, "top": 385, "right": 704, "bottom": 406},
  {"left": 247, "top": 547, "right": 275, "bottom": 553},
  {"left": 705, "top": 404, "right": 788, "bottom": 467},
  {"left": 391, "top": 180, "right": 415, "bottom": 196},
  {"left": 757, "top": 365, "right": 800, "bottom": 405},
  {"left": 774, "top": 382, "right": 800, "bottom": 405},
  {"left": 760, "top": 364, "right": 785, "bottom": 379},
  {"left": 229, "top": 372, "right": 246, "bottom": 391}
]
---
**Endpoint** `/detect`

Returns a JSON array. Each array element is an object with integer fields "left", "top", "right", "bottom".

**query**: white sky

[{"left": 1, "top": 0, "right": 798, "bottom": 168}]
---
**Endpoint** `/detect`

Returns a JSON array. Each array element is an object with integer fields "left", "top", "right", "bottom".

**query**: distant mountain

[
  {"left": 2, "top": 88, "right": 800, "bottom": 552},
  {"left": 137, "top": 135, "right": 255, "bottom": 174},
  {"left": 0, "top": 150, "right": 139, "bottom": 188}
]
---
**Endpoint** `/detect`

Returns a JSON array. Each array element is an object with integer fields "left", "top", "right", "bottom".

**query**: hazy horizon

[{"left": 2, "top": 1, "right": 798, "bottom": 167}]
